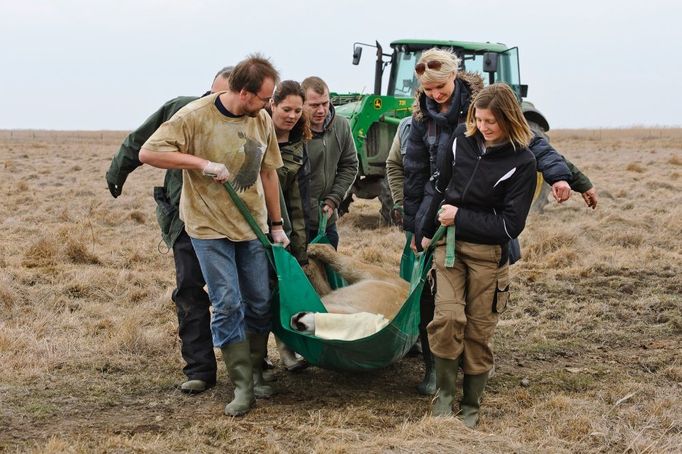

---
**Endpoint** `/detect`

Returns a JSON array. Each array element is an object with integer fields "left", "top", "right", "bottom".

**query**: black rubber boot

[{"left": 416, "top": 328, "right": 436, "bottom": 395}]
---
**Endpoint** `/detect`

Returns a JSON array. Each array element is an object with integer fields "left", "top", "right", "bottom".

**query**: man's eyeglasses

[
  {"left": 415, "top": 60, "right": 443, "bottom": 76},
  {"left": 251, "top": 92, "right": 272, "bottom": 104}
]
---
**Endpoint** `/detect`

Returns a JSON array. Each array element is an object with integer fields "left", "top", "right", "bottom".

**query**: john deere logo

[{"left": 373, "top": 98, "right": 382, "bottom": 109}]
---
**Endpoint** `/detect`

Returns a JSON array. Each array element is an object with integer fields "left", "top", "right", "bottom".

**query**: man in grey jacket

[{"left": 301, "top": 76, "right": 359, "bottom": 248}]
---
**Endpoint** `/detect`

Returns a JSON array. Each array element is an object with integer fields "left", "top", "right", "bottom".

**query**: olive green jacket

[
  {"left": 306, "top": 105, "right": 359, "bottom": 229},
  {"left": 277, "top": 136, "right": 310, "bottom": 264},
  {"left": 385, "top": 116, "right": 412, "bottom": 207},
  {"left": 106, "top": 96, "right": 198, "bottom": 248},
  {"left": 565, "top": 160, "right": 593, "bottom": 193}
]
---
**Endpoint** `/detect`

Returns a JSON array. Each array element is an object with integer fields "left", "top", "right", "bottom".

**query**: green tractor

[{"left": 333, "top": 39, "right": 551, "bottom": 223}]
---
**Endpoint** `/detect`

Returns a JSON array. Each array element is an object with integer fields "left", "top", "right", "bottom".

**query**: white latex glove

[
  {"left": 202, "top": 161, "right": 230, "bottom": 183},
  {"left": 270, "top": 228, "right": 290, "bottom": 247}
]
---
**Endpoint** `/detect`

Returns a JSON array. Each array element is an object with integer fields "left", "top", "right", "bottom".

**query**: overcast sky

[{"left": 1, "top": 0, "right": 680, "bottom": 130}]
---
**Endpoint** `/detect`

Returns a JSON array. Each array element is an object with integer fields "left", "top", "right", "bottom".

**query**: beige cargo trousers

[{"left": 427, "top": 240, "right": 510, "bottom": 375}]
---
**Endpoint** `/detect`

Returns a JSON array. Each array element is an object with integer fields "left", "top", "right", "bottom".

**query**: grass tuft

[{"left": 22, "top": 237, "right": 59, "bottom": 268}]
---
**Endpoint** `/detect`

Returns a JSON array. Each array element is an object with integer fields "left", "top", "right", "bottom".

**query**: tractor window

[
  {"left": 498, "top": 47, "right": 522, "bottom": 99},
  {"left": 462, "top": 48, "right": 522, "bottom": 99},
  {"left": 392, "top": 51, "right": 421, "bottom": 97},
  {"left": 460, "top": 53, "right": 487, "bottom": 82}
]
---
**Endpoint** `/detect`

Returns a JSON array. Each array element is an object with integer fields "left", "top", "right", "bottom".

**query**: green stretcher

[{"left": 222, "top": 181, "right": 446, "bottom": 371}]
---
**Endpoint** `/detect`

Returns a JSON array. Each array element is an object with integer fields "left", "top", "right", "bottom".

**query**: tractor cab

[
  {"left": 352, "top": 39, "right": 526, "bottom": 100},
  {"left": 338, "top": 39, "right": 547, "bottom": 223}
]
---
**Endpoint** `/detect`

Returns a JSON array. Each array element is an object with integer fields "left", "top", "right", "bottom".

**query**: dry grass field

[{"left": 0, "top": 128, "right": 680, "bottom": 453}]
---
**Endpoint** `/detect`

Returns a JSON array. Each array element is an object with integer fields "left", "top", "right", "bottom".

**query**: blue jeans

[{"left": 190, "top": 237, "right": 271, "bottom": 348}]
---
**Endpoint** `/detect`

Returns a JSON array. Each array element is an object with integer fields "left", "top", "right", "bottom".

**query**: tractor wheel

[
  {"left": 528, "top": 121, "right": 551, "bottom": 214},
  {"left": 378, "top": 177, "right": 394, "bottom": 225}
]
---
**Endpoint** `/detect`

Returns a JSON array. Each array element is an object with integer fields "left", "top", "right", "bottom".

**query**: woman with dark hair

[
  {"left": 268, "top": 80, "right": 312, "bottom": 265},
  {"left": 421, "top": 83, "right": 537, "bottom": 426},
  {"left": 265, "top": 80, "right": 312, "bottom": 374}
]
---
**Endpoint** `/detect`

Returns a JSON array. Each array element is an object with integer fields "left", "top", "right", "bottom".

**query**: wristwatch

[{"left": 271, "top": 219, "right": 284, "bottom": 226}]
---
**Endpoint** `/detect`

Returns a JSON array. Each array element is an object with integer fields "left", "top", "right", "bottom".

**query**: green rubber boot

[
  {"left": 221, "top": 340, "right": 255, "bottom": 416},
  {"left": 247, "top": 332, "right": 275, "bottom": 398},
  {"left": 432, "top": 356, "right": 459, "bottom": 417},
  {"left": 459, "top": 371, "right": 489, "bottom": 428}
]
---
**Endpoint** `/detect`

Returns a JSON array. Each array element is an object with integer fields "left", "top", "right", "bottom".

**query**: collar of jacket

[
  {"left": 288, "top": 119, "right": 305, "bottom": 143},
  {"left": 474, "top": 133, "right": 525, "bottom": 157},
  {"left": 321, "top": 104, "right": 336, "bottom": 132}
]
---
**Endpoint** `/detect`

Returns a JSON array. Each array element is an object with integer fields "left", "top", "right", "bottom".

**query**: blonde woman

[
  {"left": 420, "top": 84, "right": 537, "bottom": 427},
  {"left": 403, "top": 48, "right": 486, "bottom": 244},
  {"left": 401, "top": 48, "right": 487, "bottom": 396},
  {"left": 401, "top": 48, "right": 592, "bottom": 399}
]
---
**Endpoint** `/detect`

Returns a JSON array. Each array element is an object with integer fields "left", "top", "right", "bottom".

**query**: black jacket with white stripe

[{"left": 421, "top": 125, "right": 537, "bottom": 261}]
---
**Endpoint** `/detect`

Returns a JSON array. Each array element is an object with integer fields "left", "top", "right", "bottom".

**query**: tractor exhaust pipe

[{"left": 374, "top": 41, "right": 383, "bottom": 95}]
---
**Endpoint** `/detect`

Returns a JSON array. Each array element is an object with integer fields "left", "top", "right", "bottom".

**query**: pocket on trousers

[
  {"left": 492, "top": 283, "right": 510, "bottom": 314},
  {"left": 153, "top": 186, "right": 177, "bottom": 238}
]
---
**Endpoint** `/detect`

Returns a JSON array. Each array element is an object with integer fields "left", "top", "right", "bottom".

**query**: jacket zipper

[
  {"left": 460, "top": 154, "right": 482, "bottom": 205},
  {"left": 322, "top": 136, "right": 328, "bottom": 199}
]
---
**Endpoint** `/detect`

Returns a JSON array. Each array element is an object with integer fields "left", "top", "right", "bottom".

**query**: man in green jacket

[
  {"left": 105, "top": 67, "right": 232, "bottom": 395},
  {"left": 301, "top": 76, "right": 359, "bottom": 248}
]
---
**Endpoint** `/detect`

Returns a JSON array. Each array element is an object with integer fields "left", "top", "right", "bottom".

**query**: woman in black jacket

[
  {"left": 401, "top": 47, "right": 592, "bottom": 400},
  {"left": 420, "top": 84, "right": 537, "bottom": 427}
]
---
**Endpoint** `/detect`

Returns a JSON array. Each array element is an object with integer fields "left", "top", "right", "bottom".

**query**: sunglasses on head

[{"left": 415, "top": 60, "right": 443, "bottom": 75}]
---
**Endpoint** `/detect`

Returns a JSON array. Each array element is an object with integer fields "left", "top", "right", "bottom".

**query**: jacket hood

[
  {"left": 321, "top": 103, "right": 336, "bottom": 132},
  {"left": 412, "top": 71, "right": 484, "bottom": 122}
]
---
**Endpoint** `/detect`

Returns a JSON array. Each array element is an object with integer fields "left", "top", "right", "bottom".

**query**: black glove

[
  {"left": 106, "top": 170, "right": 125, "bottom": 198},
  {"left": 390, "top": 203, "right": 404, "bottom": 228}
]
